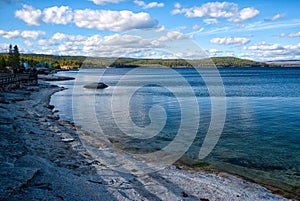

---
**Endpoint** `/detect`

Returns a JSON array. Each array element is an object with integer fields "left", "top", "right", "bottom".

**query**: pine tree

[
  {"left": 13, "top": 45, "right": 21, "bottom": 73},
  {"left": 8, "top": 44, "right": 13, "bottom": 67}
]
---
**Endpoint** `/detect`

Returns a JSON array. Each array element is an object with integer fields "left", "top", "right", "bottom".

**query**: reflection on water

[{"left": 51, "top": 67, "right": 300, "bottom": 194}]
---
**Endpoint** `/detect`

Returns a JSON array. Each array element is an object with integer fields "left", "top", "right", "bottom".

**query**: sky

[{"left": 0, "top": 0, "right": 299, "bottom": 61}]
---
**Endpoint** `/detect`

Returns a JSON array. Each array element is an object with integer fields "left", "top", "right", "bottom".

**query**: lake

[{"left": 50, "top": 67, "right": 300, "bottom": 194}]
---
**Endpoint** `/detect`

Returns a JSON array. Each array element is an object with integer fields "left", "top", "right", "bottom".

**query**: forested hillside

[
  {"left": 0, "top": 53, "right": 270, "bottom": 70},
  {"left": 109, "top": 57, "right": 269, "bottom": 68}
]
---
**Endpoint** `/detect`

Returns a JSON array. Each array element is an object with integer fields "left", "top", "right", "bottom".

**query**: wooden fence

[{"left": 0, "top": 73, "right": 38, "bottom": 87}]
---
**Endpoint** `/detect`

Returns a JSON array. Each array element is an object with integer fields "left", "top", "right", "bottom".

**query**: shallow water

[{"left": 51, "top": 67, "right": 300, "bottom": 194}]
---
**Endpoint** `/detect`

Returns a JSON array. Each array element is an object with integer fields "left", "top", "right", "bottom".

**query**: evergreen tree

[
  {"left": 13, "top": 45, "right": 21, "bottom": 73},
  {"left": 8, "top": 44, "right": 13, "bottom": 67}
]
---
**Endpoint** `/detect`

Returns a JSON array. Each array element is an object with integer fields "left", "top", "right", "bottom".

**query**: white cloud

[
  {"left": 172, "top": 2, "right": 237, "bottom": 18},
  {"left": 0, "top": 43, "right": 10, "bottom": 53},
  {"left": 133, "top": 0, "right": 144, "bottom": 7},
  {"left": 103, "top": 34, "right": 149, "bottom": 48},
  {"left": 171, "top": 50, "right": 207, "bottom": 59},
  {"left": 23, "top": 40, "right": 33, "bottom": 47},
  {"left": 36, "top": 33, "right": 104, "bottom": 55},
  {"left": 15, "top": 4, "right": 42, "bottom": 26},
  {"left": 178, "top": 26, "right": 187, "bottom": 30},
  {"left": 20, "top": 30, "right": 45, "bottom": 39},
  {"left": 37, "top": 33, "right": 103, "bottom": 49},
  {"left": 277, "top": 31, "right": 300, "bottom": 38},
  {"left": 155, "top": 25, "right": 165, "bottom": 32},
  {"left": 243, "top": 41, "right": 283, "bottom": 51},
  {"left": 37, "top": 39, "right": 57, "bottom": 46},
  {"left": 144, "top": 2, "right": 164, "bottom": 9},
  {"left": 90, "top": 0, "right": 122, "bottom": 5},
  {"left": 32, "top": 30, "right": 198, "bottom": 57},
  {"left": 171, "top": 8, "right": 183, "bottom": 15},
  {"left": 210, "top": 37, "right": 250, "bottom": 45},
  {"left": 209, "top": 49, "right": 222, "bottom": 54},
  {"left": 43, "top": 6, "right": 73, "bottom": 25},
  {"left": 207, "top": 48, "right": 223, "bottom": 56},
  {"left": 3, "top": 26, "right": 209, "bottom": 59},
  {"left": 192, "top": 24, "right": 202, "bottom": 30},
  {"left": 172, "top": 2, "right": 259, "bottom": 23},
  {"left": 74, "top": 9, "right": 158, "bottom": 32},
  {"left": 16, "top": 5, "right": 74, "bottom": 26},
  {"left": 235, "top": 19, "right": 300, "bottom": 32},
  {"left": 51, "top": 32, "right": 70, "bottom": 41},
  {"left": 174, "top": 2, "right": 181, "bottom": 9},
  {"left": 83, "top": 33, "right": 158, "bottom": 56},
  {"left": 15, "top": 4, "right": 158, "bottom": 32},
  {"left": 0, "top": 30, "right": 20, "bottom": 39},
  {"left": 134, "top": 0, "right": 164, "bottom": 9},
  {"left": 230, "top": 7, "right": 259, "bottom": 23},
  {"left": 51, "top": 32, "right": 86, "bottom": 42},
  {"left": 242, "top": 42, "right": 300, "bottom": 60},
  {"left": 58, "top": 43, "right": 78, "bottom": 52},
  {"left": 84, "top": 35, "right": 103, "bottom": 46},
  {"left": 225, "top": 51, "right": 234, "bottom": 57},
  {"left": 158, "top": 31, "right": 190, "bottom": 42},
  {"left": 265, "top": 13, "right": 285, "bottom": 21},
  {"left": 0, "top": 29, "right": 45, "bottom": 39},
  {"left": 203, "top": 18, "right": 219, "bottom": 25}
]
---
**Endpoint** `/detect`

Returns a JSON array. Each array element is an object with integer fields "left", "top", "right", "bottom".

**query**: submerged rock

[{"left": 84, "top": 82, "right": 108, "bottom": 89}]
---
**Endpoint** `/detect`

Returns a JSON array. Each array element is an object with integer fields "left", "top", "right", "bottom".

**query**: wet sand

[{"left": 0, "top": 82, "right": 291, "bottom": 200}]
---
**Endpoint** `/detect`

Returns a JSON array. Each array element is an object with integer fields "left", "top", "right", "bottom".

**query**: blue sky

[{"left": 0, "top": 0, "right": 299, "bottom": 61}]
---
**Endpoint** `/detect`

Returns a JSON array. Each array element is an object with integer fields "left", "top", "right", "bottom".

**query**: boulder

[{"left": 83, "top": 82, "right": 108, "bottom": 89}]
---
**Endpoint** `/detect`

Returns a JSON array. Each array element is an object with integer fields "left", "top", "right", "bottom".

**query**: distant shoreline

[
  {"left": 2, "top": 52, "right": 300, "bottom": 69},
  {"left": 80, "top": 65, "right": 281, "bottom": 69},
  {"left": 0, "top": 53, "right": 282, "bottom": 69}
]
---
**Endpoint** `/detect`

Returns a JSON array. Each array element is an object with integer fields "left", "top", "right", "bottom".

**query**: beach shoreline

[{"left": 0, "top": 82, "right": 292, "bottom": 200}]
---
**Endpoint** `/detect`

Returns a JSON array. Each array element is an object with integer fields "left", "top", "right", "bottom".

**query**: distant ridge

[
  {"left": 210, "top": 57, "right": 268, "bottom": 68},
  {"left": 267, "top": 60, "right": 300, "bottom": 62},
  {"left": 265, "top": 59, "right": 300, "bottom": 67},
  {"left": 93, "top": 56, "right": 270, "bottom": 68}
]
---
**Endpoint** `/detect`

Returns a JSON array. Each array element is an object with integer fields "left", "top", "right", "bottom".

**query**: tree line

[
  {"left": 0, "top": 44, "right": 24, "bottom": 73},
  {"left": 0, "top": 45, "right": 85, "bottom": 73},
  {"left": 19, "top": 54, "right": 84, "bottom": 69}
]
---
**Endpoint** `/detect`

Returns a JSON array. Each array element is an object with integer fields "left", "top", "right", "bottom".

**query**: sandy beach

[{"left": 0, "top": 82, "right": 291, "bottom": 201}]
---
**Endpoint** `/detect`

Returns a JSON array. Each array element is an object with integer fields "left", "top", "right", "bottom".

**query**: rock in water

[
  {"left": 84, "top": 82, "right": 108, "bottom": 89},
  {"left": 61, "top": 138, "right": 75, "bottom": 142}
]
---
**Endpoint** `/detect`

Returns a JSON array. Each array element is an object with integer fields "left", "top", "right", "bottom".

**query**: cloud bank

[
  {"left": 15, "top": 4, "right": 158, "bottom": 32},
  {"left": 210, "top": 37, "right": 250, "bottom": 45},
  {"left": 172, "top": 2, "right": 259, "bottom": 23}
]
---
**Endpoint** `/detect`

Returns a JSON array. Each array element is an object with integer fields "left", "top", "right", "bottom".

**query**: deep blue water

[{"left": 50, "top": 67, "right": 300, "bottom": 189}]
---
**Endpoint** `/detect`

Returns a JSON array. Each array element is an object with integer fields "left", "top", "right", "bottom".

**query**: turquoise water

[{"left": 51, "top": 67, "right": 300, "bottom": 193}]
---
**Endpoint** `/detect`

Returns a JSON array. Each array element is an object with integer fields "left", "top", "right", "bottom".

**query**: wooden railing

[{"left": 0, "top": 73, "right": 38, "bottom": 87}]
